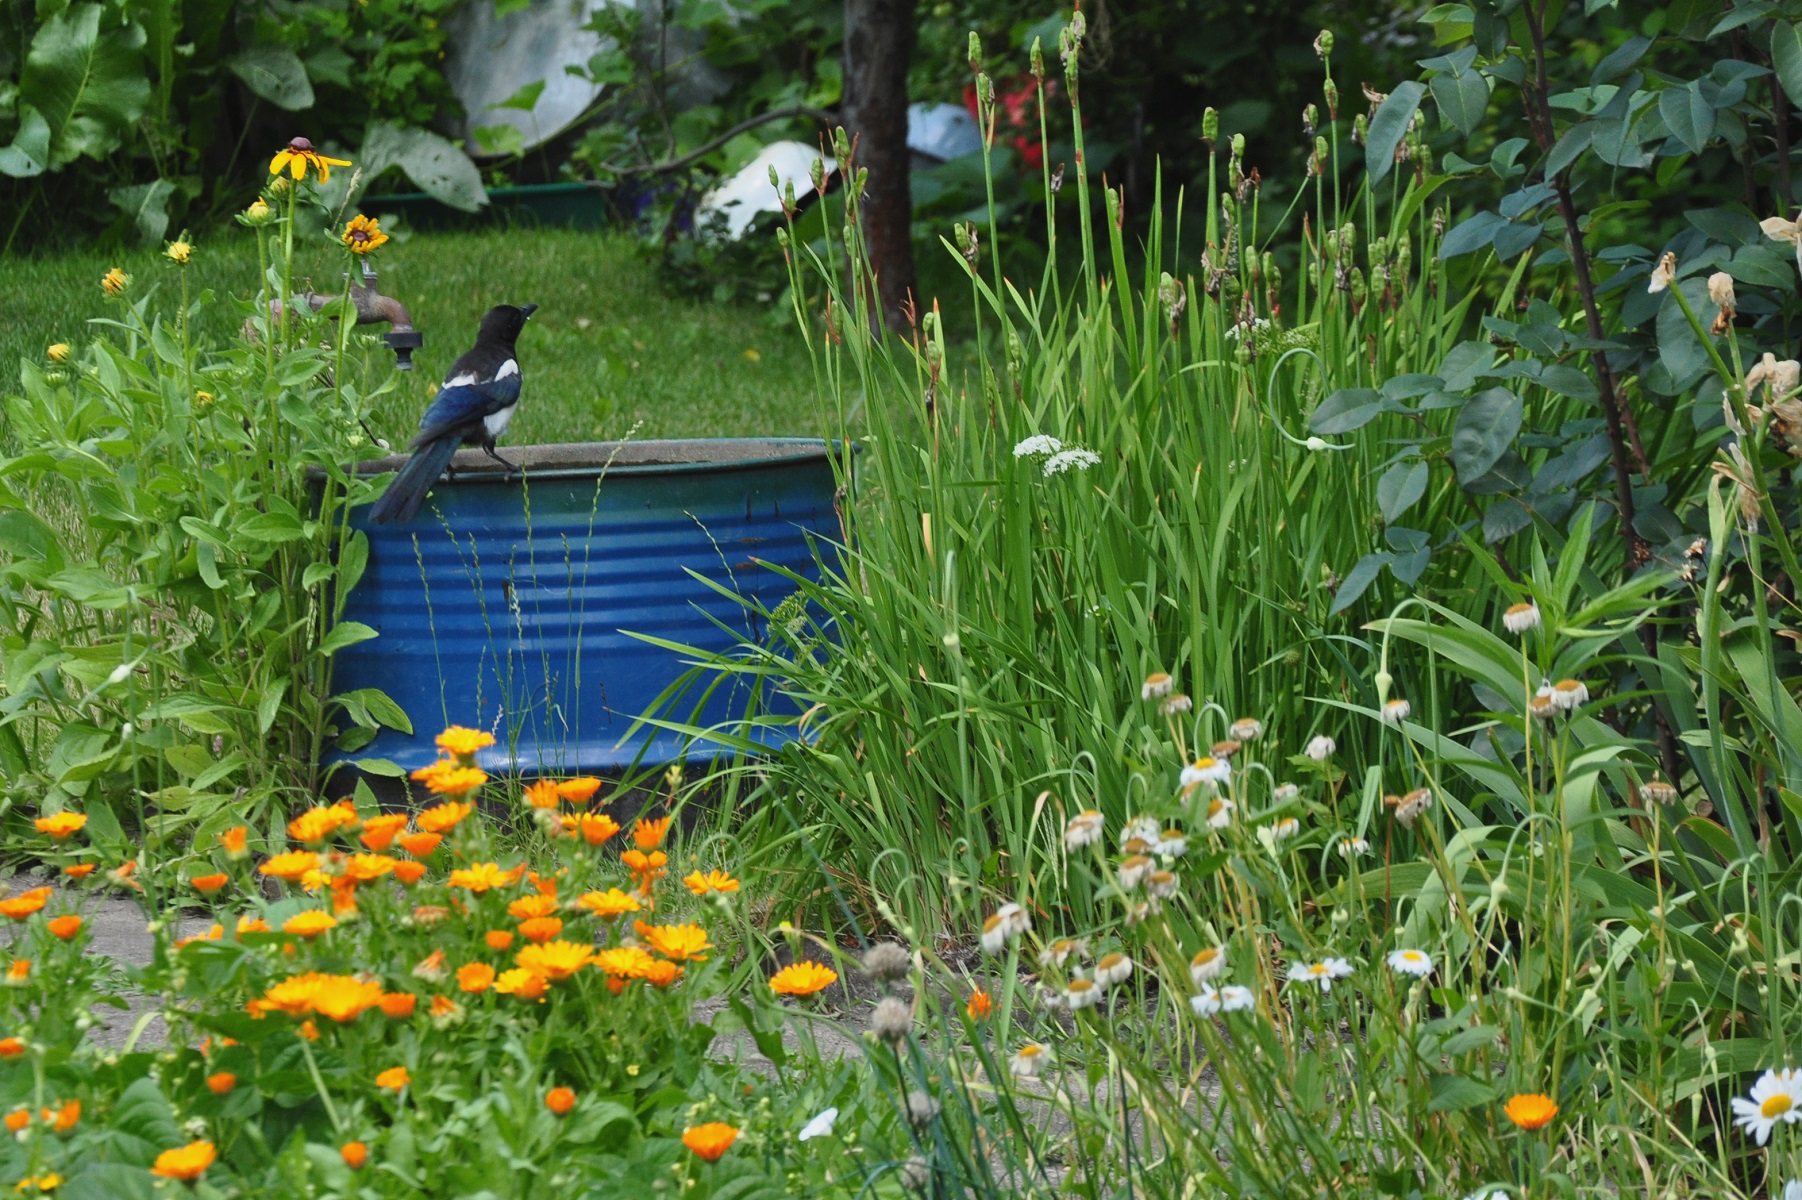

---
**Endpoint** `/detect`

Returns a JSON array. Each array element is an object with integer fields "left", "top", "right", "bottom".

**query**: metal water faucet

[{"left": 269, "top": 262, "right": 423, "bottom": 369}]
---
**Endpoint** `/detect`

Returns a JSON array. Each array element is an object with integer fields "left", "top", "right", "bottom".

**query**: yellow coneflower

[
  {"left": 46, "top": 343, "right": 70, "bottom": 363},
  {"left": 164, "top": 237, "right": 193, "bottom": 265},
  {"left": 101, "top": 268, "right": 129, "bottom": 296},
  {"left": 269, "top": 136, "right": 352, "bottom": 182},
  {"left": 341, "top": 214, "right": 389, "bottom": 255}
]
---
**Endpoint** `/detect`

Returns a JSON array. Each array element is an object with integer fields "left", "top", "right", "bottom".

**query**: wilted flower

[
  {"left": 1204, "top": 796, "right": 1234, "bottom": 830},
  {"left": 1229, "top": 717, "right": 1263, "bottom": 742},
  {"left": 1008, "top": 1042, "right": 1049, "bottom": 1077},
  {"left": 870, "top": 996, "right": 913, "bottom": 1043},
  {"left": 1117, "top": 855, "right": 1153, "bottom": 890},
  {"left": 1146, "top": 869, "right": 1178, "bottom": 898},
  {"left": 1160, "top": 693, "right": 1192, "bottom": 715},
  {"left": 979, "top": 903, "right": 1031, "bottom": 954},
  {"left": 904, "top": 1090, "right": 940, "bottom": 1128},
  {"left": 1647, "top": 251, "right": 1676, "bottom": 294},
  {"left": 1305, "top": 734, "right": 1336, "bottom": 761},
  {"left": 1708, "top": 270, "right": 1736, "bottom": 319},
  {"left": 1155, "top": 828, "right": 1187, "bottom": 857},
  {"left": 1338, "top": 836, "right": 1369, "bottom": 856},
  {"left": 1391, "top": 787, "right": 1434, "bottom": 828},
  {"left": 1094, "top": 952, "right": 1133, "bottom": 987},
  {"left": 1038, "top": 938, "right": 1086, "bottom": 968},
  {"left": 1190, "top": 946, "right": 1226, "bottom": 986},
  {"left": 1272, "top": 783, "right": 1299, "bottom": 803},
  {"left": 1641, "top": 777, "right": 1679, "bottom": 806},
  {"left": 1502, "top": 601, "right": 1540, "bottom": 635}
]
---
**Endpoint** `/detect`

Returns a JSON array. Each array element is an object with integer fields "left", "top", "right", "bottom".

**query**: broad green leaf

[
  {"left": 1331, "top": 552, "right": 1392, "bottom": 615},
  {"left": 227, "top": 43, "right": 314, "bottom": 110},
  {"left": 1451, "top": 387, "right": 1522, "bottom": 484},
  {"left": 0, "top": 105, "right": 52, "bottom": 178},
  {"left": 318, "top": 620, "right": 378, "bottom": 655},
  {"left": 1378, "top": 460, "right": 1429, "bottom": 523},
  {"left": 360, "top": 122, "right": 487, "bottom": 212},
  {"left": 1427, "top": 1073, "right": 1497, "bottom": 1112},
  {"left": 1658, "top": 80, "right": 1714, "bottom": 154},
  {"left": 19, "top": 5, "right": 150, "bottom": 169},
  {"left": 490, "top": 80, "right": 545, "bottom": 112},
  {"left": 1655, "top": 278, "right": 1711, "bottom": 382},
  {"left": 256, "top": 677, "right": 287, "bottom": 736},
  {"left": 1775, "top": 22, "right": 1802, "bottom": 109},
  {"left": 1367, "top": 81, "right": 1426, "bottom": 184},
  {"left": 1310, "top": 388, "right": 1384, "bottom": 434},
  {"left": 1431, "top": 67, "right": 1489, "bottom": 136}
]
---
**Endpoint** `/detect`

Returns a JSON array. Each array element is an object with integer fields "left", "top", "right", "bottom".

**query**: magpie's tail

[{"left": 369, "top": 435, "right": 461, "bottom": 525}]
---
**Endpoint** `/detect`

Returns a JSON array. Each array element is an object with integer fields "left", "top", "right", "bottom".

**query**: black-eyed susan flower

[
  {"left": 269, "top": 136, "right": 351, "bottom": 182},
  {"left": 101, "top": 268, "right": 129, "bottom": 296},
  {"left": 164, "top": 236, "right": 192, "bottom": 265},
  {"left": 341, "top": 214, "right": 389, "bottom": 255}
]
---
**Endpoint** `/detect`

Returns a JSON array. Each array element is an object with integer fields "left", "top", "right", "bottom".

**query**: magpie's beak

[{"left": 519, "top": 304, "right": 539, "bottom": 318}]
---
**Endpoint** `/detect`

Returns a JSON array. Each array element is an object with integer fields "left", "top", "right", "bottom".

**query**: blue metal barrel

[{"left": 329, "top": 439, "right": 839, "bottom": 774}]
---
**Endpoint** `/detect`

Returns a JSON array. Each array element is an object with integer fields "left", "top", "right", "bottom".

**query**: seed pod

[
  {"left": 968, "top": 31, "right": 982, "bottom": 73},
  {"left": 1314, "top": 29, "right": 1334, "bottom": 57},
  {"left": 1030, "top": 37, "right": 1044, "bottom": 79},
  {"left": 1203, "top": 106, "right": 1219, "bottom": 145}
]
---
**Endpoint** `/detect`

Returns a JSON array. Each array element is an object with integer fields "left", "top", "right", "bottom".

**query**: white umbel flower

[
  {"left": 1189, "top": 946, "right": 1227, "bottom": 986},
  {"left": 1286, "top": 957, "right": 1353, "bottom": 992},
  {"left": 1140, "top": 672, "right": 1173, "bottom": 700},
  {"left": 1549, "top": 679, "right": 1589, "bottom": 711},
  {"left": 1180, "top": 757, "right": 1231, "bottom": 788},
  {"left": 1229, "top": 717, "right": 1263, "bottom": 742},
  {"left": 798, "top": 1107, "right": 839, "bottom": 1141},
  {"left": 1732, "top": 1067, "right": 1802, "bottom": 1145},
  {"left": 1386, "top": 948, "right": 1433, "bottom": 978},
  {"left": 1093, "top": 952, "right": 1133, "bottom": 987},
  {"left": 1012, "top": 434, "right": 1062, "bottom": 458},
  {"left": 1204, "top": 796, "right": 1234, "bottom": 830},
  {"left": 1381, "top": 698, "right": 1411, "bottom": 726},
  {"left": 1064, "top": 809, "right": 1105, "bottom": 850},
  {"left": 1502, "top": 601, "right": 1540, "bottom": 635},
  {"left": 1305, "top": 734, "right": 1336, "bottom": 761},
  {"left": 1043, "top": 448, "right": 1100, "bottom": 475}
]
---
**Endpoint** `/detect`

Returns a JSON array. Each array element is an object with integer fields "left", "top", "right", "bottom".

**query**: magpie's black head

[{"left": 477, "top": 303, "right": 538, "bottom": 348}]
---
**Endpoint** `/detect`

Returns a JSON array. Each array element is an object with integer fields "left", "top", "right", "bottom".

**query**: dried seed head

[
  {"left": 871, "top": 996, "right": 913, "bottom": 1044},
  {"left": 861, "top": 943, "right": 911, "bottom": 983},
  {"left": 905, "top": 1090, "right": 940, "bottom": 1127}
]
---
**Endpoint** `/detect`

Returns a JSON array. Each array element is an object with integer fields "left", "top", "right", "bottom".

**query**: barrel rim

[{"left": 317, "top": 437, "right": 850, "bottom": 483}]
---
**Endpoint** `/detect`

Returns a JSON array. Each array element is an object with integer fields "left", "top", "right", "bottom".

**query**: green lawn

[{"left": 2, "top": 229, "right": 820, "bottom": 446}]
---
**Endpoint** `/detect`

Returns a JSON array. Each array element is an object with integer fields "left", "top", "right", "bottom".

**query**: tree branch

[{"left": 608, "top": 107, "right": 837, "bottom": 178}]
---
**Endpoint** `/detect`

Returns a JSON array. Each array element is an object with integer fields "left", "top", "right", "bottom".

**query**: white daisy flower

[
  {"left": 1146, "top": 869, "right": 1178, "bottom": 898},
  {"left": 1123, "top": 899, "right": 1158, "bottom": 924},
  {"left": 1155, "top": 828, "right": 1188, "bottom": 858},
  {"left": 1012, "top": 434, "right": 1062, "bottom": 458},
  {"left": 1043, "top": 448, "right": 1100, "bottom": 475},
  {"left": 1783, "top": 1179, "right": 1802, "bottom": 1200},
  {"left": 1229, "top": 717, "right": 1263, "bottom": 742},
  {"left": 1065, "top": 977, "right": 1102, "bottom": 1010},
  {"left": 1120, "top": 815, "right": 1161, "bottom": 848},
  {"left": 1337, "top": 836, "right": 1369, "bottom": 857},
  {"left": 1204, "top": 796, "right": 1234, "bottom": 830},
  {"left": 1272, "top": 783, "right": 1300, "bottom": 803},
  {"left": 1268, "top": 817, "right": 1300, "bottom": 844},
  {"left": 798, "top": 1107, "right": 839, "bottom": 1141},
  {"left": 1008, "top": 1042, "right": 1049, "bottom": 1077},
  {"left": 1502, "top": 601, "right": 1540, "bottom": 635},
  {"left": 1386, "top": 948, "right": 1433, "bottom": 978},
  {"left": 1159, "top": 693, "right": 1192, "bottom": 715},
  {"left": 980, "top": 903, "right": 1030, "bottom": 954},
  {"left": 1190, "top": 987, "right": 1225, "bottom": 1017},
  {"left": 1063, "top": 809, "right": 1105, "bottom": 850},
  {"left": 1549, "top": 679, "right": 1589, "bottom": 711},
  {"left": 1305, "top": 734, "right": 1335, "bottom": 761},
  {"left": 1391, "top": 787, "right": 1433, "bottom": 828},
  {"left": 1038, "top": 938, "right": 1086, "bottom": 968},
  {"left": 998, "top": 903, "right": 1030, "bottom": 937},
  {"left": 1189, "top": 946, "right": 1226, "bottom": 986},
  {"left": 1180, "top": 757, "right": 1231, "bottom": 789},
  {"left": 1140, "top": 672, "right": 1173, "bottom": 700},
  {"left": 1286, "top": 957, "right": 1353, "bottom": 992},
  {"left": 1094, "top": 952, "right": 1133, "bottom": 987},
  {"left": 1117, "top": 855, "right": 1153, "bottom": 891},
  {"left": 1381, "top": 698, "right": 1411, "bottom": 726},
  {"left": 1218, "top": 984, "right": 1255, "bottom": 1011},
  {"left": 1732, "top": 1067, "right": 1802, "bottom": 1145}
]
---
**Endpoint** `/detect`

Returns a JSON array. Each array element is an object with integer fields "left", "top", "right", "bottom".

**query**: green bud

[
  {"left": 1203, "top": 107, "right": 1219, "bottom": 144},
  {"left": 1352, "top": 113, "right": 1368, "bottom": 145},
  {"left": 1323, "top": 77, "right": 1339, "bottom": 116},
  {"left": 1314, "top": 29, "right": 1334, "bottom": 58},
  {"left": 1303, "top": 104, "right": 1318, "bottom": 135},
  {"left": 1231, "top": 133, "right": 1246, "bottom": 158},
  {"left": 1314, "top": 135, "right": 1328, "bottom": 163},
  {"left": 968, "top": 31, "right": 982, "bottom": 71},
  {"left": 1030, "top": 37, "right": 1044, "bottom": 79},
  {"left": 1349, "top": 267, "right": 1367, "bottom": 305},
  {"left": 768, "top": 165, "right": 780, "bottom": 190}
]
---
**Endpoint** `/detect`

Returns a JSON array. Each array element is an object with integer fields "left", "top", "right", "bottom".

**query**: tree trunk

[{"left": 842, "top": 0, "right": 918, "bottom": 333}]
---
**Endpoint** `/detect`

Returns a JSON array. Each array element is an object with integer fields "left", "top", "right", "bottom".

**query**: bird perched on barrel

[{"left": 370, "top": 303, "right": 537, "bottom": 525}]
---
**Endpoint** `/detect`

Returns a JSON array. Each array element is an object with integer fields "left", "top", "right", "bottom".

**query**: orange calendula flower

[
  {"left": 342, "top": 853, "right": 398, "bottom": 883},
  {"left": 1503, "top": 1092, "right": 1559, "bottom": 1130},
  {"left": 376, "top": 1066, "right": 410, "bottom": 1091},
  {"left": 416, "top": 802, "right": 473, "bottom": 834},
  {"left": 435, "top": 725, "right": 495, "bottom": 760},
  {"left": 557, "top": 777, "right": 602, "bottom": 804},
  {"left": 594, "top": 946, "right": 656, "bottom": 979},
  {"left": 62, "top": 864, "right": 95, "bottom": 879},
  {"left": 635, "top": 921, "right": 711, "bottom": 962},
  {"left": 359, "top": 813, "right": 409, "bottom": 851},
  {"left": 268, "top": 136, "right": 351, "bottom": 182},
  {"left": 2, "top": 1110, "right": 25, "bottom": 1133},
  {"left": 259, "top": 851, "right": 320, "bottom": 882},
  {"left": 282, "top": 911, "right": 337, "bottom": 938},
  {"left": 311, "top": 976, "right": 385, "bottom": 1023},
  {"left": 206, "top": 1071, "right": 237, "bottom": 1095},
  {"left": 565, "top": 813, "right": 620, "bottom": 847},
  {"left": 768, "top": 961, "right": 838, "bottom": 997},
  {"left": 526, "top": 869, "right": 562, "bottom": 897},
  {"left": 507, "top": 894, "right": 558, "bottom": 920},
  {"left": 514, "top": 940, "right": 594, "bottom": 980},
  {"left": 447, "top": 862, "right": 513, "bottom": 893},
  {"left": 621, "top": 849, "right": 667, "bottom": 892},
  {"left": 7, "top": 961, "right": 27, "bottom": 981},
  {"left": 299, "top": 1019, "right": 320, "bottom": 1041},
  {"left": 424, "top": 768, "right": 487, "bottom": 798},
  {"left": 190, "top": 873, "right": 230, "bottom": 894},
  {"left": 236, "top": 916, "right": 272, "bottom": 936},
  {"left": 0, "top": 889, "right": 51, "bottom": 920},
  {"left": 516, "top": 916, "right": 563, "bottom": 943},
  {"left": 485, "top": 930, "right": 516, "bottom": 951},
  {"left": 0, "top": 1038, "right": 25, "bottom": 1057},
  {"left": 494, "top": 968, "right": 547, "bottom": 1000},
  {"left": 288, "top": 802, "right": 359, "bottom": 845},
  {"left": 341, "top": 1141, "right": 368, "bottom": 1169},
  {"left": 682, "top": 1122, "right": 739, "bottom": 1162},
  {"left": 967, "top": 987, "right": 994, "bottom": 1021},
  {"left": 683, "top": 869, "right": 740, "bottom": 896},
  {"left": 174, "top": 924, "right": 224, "bottom": 949},
  {"left": 457, "top": 962, "right": 496, "bottom": 993},
  {"left": 429, "top": 994, "right": 463, "bottom": 1024},
  {"left": 632, "top": 815, "right": 673, "bottom": 851},
  {"left": 393, "top": 861, "right": 428, "bottom": 885},
  {"left": 151, "top": 1140, "right": 217, "bottom": 1181},
  {"left": 576, "top": 888, "right": 640, "bottom": 919},
  {"left": 49, "top": 1098, "right": 79, "bottom": 1132},
  {"left": 219, "top": 826, "right": 250, "bottom": 857},
  {"left": 34, "top": 813, "right": 86, "bottom": 840},
  {"left": 642, "top": 959, "right": 683, "bottom": 988},
  {"left": 412, "top": 905, "right": 451, "bottom": 926},
  {"left": 379, "top": 992, "right": 417, "bottom": 1018},
  {"left": 545, "top": 1086, "right": 576, "bottom": 1115},
  {"left": 412, "top": 950, "right": 448, "bottom": 982},
  {"left": 46, "top": 915, "right": 81, "bottom": 940},
  {"left": 523, "top": 780, "right": 562, "bottom": 810}
]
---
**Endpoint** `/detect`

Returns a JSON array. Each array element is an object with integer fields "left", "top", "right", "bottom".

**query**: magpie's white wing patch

[
  {"left": 444, "top": 371, "right": 477, "bottom": 388},
  {"left": 495, "top": 359, "right": 520, "bottom": 380}
]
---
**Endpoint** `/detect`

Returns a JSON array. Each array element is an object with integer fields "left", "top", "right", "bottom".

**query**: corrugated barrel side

[{"left": 327, "top": 439, "right": 839, "bottom": 773}]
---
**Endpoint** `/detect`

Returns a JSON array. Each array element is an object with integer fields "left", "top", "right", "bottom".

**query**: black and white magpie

[{"left": 369, "top": 303, "right": 537, "bottom": 525}]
